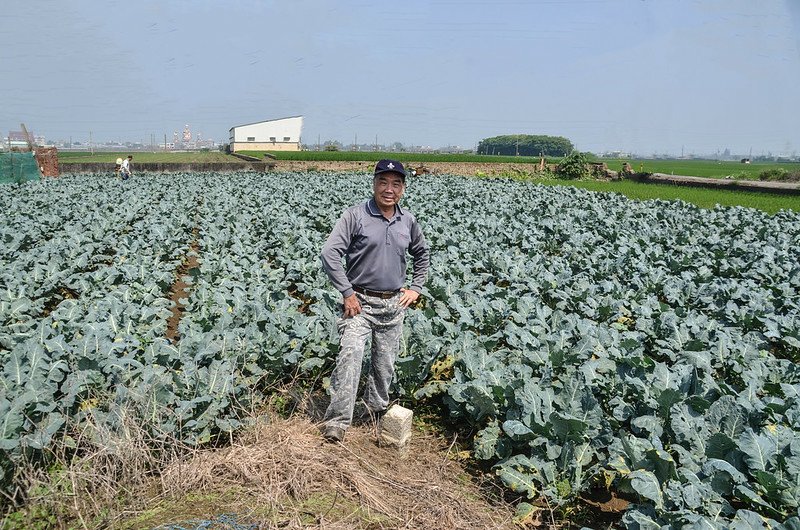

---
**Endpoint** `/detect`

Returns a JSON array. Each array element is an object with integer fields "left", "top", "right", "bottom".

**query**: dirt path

[
  {"left": 166, "top": 201, "right": 202, "bottom": 343},
  {"left": 165, "top": 240, "right": 199, "bottom": 343}
]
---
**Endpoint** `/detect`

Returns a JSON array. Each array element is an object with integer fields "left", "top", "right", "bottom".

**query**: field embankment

[
  {"left": 644, "top": 172, "right": 800, "bottom": 195},
  {"left": 57, "top": 151, "right": 240, "bottom": 163},
  {"left": 60, "top": 160, "right": 271, "bottom": 173},
  {"left": 269, "top": 158, "right": 545, "bottom": 178},
  {"left": 58, "top": 151, "right": 271, "bottom": 173}
]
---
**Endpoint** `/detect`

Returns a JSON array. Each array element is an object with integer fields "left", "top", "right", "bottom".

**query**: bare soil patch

[
  {"left": 165, "top": 247, "right": 199, "bottom": 343},
  {"left": 166, "top": 211, "right": 201, "bottom": 343}
]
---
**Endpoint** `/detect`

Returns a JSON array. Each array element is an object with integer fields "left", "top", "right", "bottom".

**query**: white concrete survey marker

[{"left": 379, "top": 404, "right": 413, "bottom": 448}]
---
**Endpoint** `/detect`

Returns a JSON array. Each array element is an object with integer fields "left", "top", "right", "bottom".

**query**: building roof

[
  {"left": 8, "top": 131, "right": 33, "bottom": 141},
  {"left": 229, "top": 116, "right": 303, "bottom": 131}
]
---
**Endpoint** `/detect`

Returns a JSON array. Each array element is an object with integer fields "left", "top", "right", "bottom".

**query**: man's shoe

[{"left": 322, "top": 425, "right": 345, "bottom": 443}]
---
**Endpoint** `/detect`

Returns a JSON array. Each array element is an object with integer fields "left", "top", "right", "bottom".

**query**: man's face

[{"left": 373, "top": 173, "right": 405, "bottom": 210}]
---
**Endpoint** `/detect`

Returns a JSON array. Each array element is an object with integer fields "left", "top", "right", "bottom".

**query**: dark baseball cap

[{"left": 374, "top": 159, "right": 406, "bottom": 181}]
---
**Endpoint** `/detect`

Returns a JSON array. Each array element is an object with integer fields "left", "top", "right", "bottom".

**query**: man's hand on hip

[
  {"left": 398, "top": 288, "right": 420, "bottom": 308},
  {"left": 342, "top": 293, "right": 361, "bottom": 318}
]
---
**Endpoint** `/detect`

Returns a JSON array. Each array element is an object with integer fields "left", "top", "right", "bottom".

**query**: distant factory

[{"left": 169, "top": 124, "right": 216, "bottom": 150}]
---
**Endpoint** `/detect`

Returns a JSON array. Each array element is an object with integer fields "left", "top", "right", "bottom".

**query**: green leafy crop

[{"left": 2, "top": 172, "right": 799, "bottom": 528}]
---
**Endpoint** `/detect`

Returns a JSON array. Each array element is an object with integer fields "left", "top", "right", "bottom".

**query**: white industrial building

[{"left": 229, "top": 116, "right": 303, "bottom": 152}]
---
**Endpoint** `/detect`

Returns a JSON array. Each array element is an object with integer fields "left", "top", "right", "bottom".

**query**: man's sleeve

[
  {"left": 407, "top": 218, "right": 430, "bottom": 293},
  {"left": 321, "top": 211, "right": 355, "bottom": 297}
]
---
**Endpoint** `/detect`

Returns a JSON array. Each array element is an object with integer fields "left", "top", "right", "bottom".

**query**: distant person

[
  {"left": 114, "top": 157, "right": 123, "bottom": 178},
  {"left": 319, "top": 159, "right": 430, "bottom": 443},
  {"left": 120, "top": 155, "right": 133, "bottom": 180}
]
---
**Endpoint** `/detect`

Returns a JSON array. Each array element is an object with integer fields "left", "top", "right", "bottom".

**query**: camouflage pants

[{"left": 323, "top": 292, "right": 404, "bottom": 430}]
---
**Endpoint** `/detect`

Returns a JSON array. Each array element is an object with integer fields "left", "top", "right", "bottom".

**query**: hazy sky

[{"left": 3, "top": 0, "right": 799, "bottom": 156}]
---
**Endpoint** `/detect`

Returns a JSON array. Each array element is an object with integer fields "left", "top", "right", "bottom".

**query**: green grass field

[
  {"left": 593, "top": 158, "right": 799, "bottom": 180},
  {"left": 536, "top": 178, "right": 800, "bottom": 214}
]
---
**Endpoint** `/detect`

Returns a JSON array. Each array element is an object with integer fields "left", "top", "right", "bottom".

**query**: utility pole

[
  {"left": 374, "top": 134, "right": 378, "bottom": 152},
  {"left": 164, "top": 134, "right": 167, "bottom": 151},
  {"left": 89, "top": 131, "right": 93, "bottom": 155}
]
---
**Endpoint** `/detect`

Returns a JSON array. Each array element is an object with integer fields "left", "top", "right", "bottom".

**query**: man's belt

[{"left": 352, "top": 285, "right": 400, "bottom": 299}]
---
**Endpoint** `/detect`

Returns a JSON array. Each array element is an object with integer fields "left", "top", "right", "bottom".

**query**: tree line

[{"left": 477, "top": 134, "right": 574, "bottom": 157}]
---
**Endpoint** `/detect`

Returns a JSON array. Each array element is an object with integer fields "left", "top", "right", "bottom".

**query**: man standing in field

[
  {"left": 120, "top": 155, "right": 133, "bottom": 180},
  {"left": 319, "top": 159, "right": 430, "bottom": 443}
]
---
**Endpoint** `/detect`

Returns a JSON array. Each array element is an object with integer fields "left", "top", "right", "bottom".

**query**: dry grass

[
  {"left": 155, "top": 414, "right": 517, "bottom": 529},
  {"left": 3, "top": 406, "right": 194, "bottom": 529},
  {"left": 4, "top": 397, "right": 523, "bottom": 530}
]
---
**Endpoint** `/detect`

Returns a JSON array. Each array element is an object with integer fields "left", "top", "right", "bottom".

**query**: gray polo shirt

[{"left": 321, "top": 198, "right": 430, "bottom": 297}]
